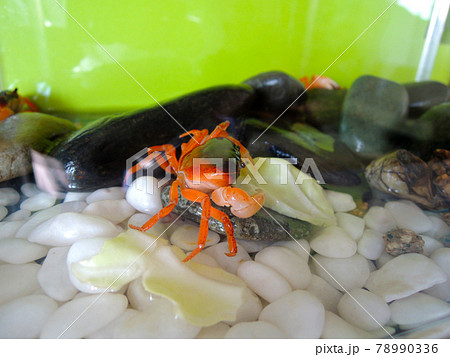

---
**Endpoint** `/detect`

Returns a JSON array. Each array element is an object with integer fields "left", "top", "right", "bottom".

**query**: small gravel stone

[
  {"left": 325, "top": 190, "right": 357, "bottom": 212},
  {"left": 306, "top": 274, "right": 343, "bottom": 314},
  {"left": 0, "top": 263, "right": 41, "bottom": 305},
  {"left": 0, "top": 188, "right": 20, "bottom": 206},
  {"left": 4, "top": 209, "right": 31, "bottom": 222},
  {"left": 430, "top": 248, "right": 450, "bottom": 277},
  {"left": 28, "top": 212, "right": 121, "bottom": 246},
  {"left": 86, "top": 187, "right": 125, "bottom": 204},
  {"left": 383, "top": 228, "right": 424, "bottom": 256},
  {"left": 237, "top": 261, "right": 292, "bottom": 302},
  {"left": 20, "top": 192, "right": 56, "bottom": 212},
  {"left": 15, "top": 201, "right": 87, "bottom": 239},
  {"left": 86, "top": 309, "right": 140, "bottom": 339},
  {"left": 376, "top": 252, "right": 395, "bottom": 269},
  {"left": 127, "top": 214, "right": 169, "bottom": 238},
  {"left": 321, "top": 311, "right": 372, "bottom": 339},
  {"left": 0, "top": 206, "right": 7, "bottom": 221},
  {"left": 63, "top": 192, "right": 91, "bottom": 202},
  {"left": 226, "top": 289, "right": 262, "bottom": 325},
  {"left": 423, "top": 281, "right": 450, "bottom": 302},
  {"left": 336, "top": 212, "right": 365, "bottom": 240},
  {"left": 259, "top": 290, "right": 325, "bottom": 338},
  {"left": 196, "top": 323, "right": 230, "bottom": 339},
  {"left": 224, "top": 321, "right": 287, "bottom": 338},
  {"left": 421, "top": 235, "right": 444, "bottom": 256},
  {"left": 0, "top": 220, "right": 25, "bottom": 239},
  {"left": 0, "top": 238, "right": 48, "bottom": 264},
  {"left": 385, "top": 201, "right": 433, "bottom": 233},
  {"left": 311, "top": 254, "right": 370, "bottom": 292},
  {"left": 0, "top": 294, "right": 58, "bottom": 338},
  {"left": 255, "top": 246, "right": 311, "bottom": 289},
  {"left": 189, "top": 251, "right": 220, "bottom": 268},
  {"left": 40, "top": 293, "right": 128, "bottom": 338},
  {"left": 235, "top": 239, "right": 272, "bottom": 253},
  {"left": 126, "top": 177, "right": 162, "bottom": 214},
  {"left": 204, "top": 242, "right": 251, "bottom": 274},
  {"left": 83, "top": 199, "right": 135, "bottom": 224},
  {"left": 365, "top": 253, "right": 447, "bottom": 302},
  {"left": 310, "top": 226, "right": 357, "bottom": 258},
  {"left": 20, "top": 183, "right": 42, "bottom": 197},
  {"left": 424, "top": 215, "right": 450, "bottom": 240},
  {"left": 38, "top": 247, "right": 78, "bottom": 302},
  {"left": 337, "top": 288, "right": 391, "bottom": 331},
  {"left": 127, "top": 278, "right": 164, "bottom": 311},
  {"left": 364, "top": 206, "right": 396, "bottom": 233},
  {"left": 390, "top": 293, "right": 450, "bottom": 330},
  {"left": 170, "top": 224, "right": 220, "bottom": 251},
  {"left": 272, "top": 239, "right": 310, "bottom": 261},
  {"left": 358, "top": 229, "right": 386, "bottom": 260}
]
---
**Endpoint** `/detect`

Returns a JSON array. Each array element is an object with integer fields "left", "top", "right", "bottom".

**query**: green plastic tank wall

[{"left": 0, "top": 0, "right": 448, "bottom": 114}]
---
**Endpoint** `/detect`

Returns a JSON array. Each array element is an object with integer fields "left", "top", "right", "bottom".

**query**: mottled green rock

[
  {"left": 404, "top": 81, "right": 449, "bottom": 118},
  {"left": 339, "top": 75, "right": 408, "bottom": 159}
]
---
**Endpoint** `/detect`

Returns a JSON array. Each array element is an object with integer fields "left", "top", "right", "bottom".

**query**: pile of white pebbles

[{"left": 0, "top": 176, "right": 449, "bottom": 339}]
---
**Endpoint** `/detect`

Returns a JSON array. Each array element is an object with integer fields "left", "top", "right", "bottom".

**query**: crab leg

[
  {"left": 123, "top": 151, "right": 172, "bottom": 186},
  {"left": 211, "top": 186, "right": 264, "bottom": 218},
  {"left": 210, "top": 206, "right": 237, "bottom": 257},
  {"left": 129, "top": 180, "right": 180, "bottom": 232},
  {"left": 180, "top": 188, "right": 212, "bottom": 262}
]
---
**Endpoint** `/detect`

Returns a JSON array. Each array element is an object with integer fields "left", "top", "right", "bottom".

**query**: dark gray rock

[{"left": 404, "top": 81, "right": 449, "bottom": 118}]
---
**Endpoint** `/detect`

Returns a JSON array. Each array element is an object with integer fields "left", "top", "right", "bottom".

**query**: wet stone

[{"left": 404, "top": 81, "right": 449, "bottom": 118}]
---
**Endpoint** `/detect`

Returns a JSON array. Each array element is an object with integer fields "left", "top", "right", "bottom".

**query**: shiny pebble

[
  {"left": 336, "top": 212, "right": 365, "bottom": 240},
  {"left": 38, "top": 247, "right": 78, "bottom": 302},
  {"left": 86, "top": 187, "right": 125, "bottom": 204},
  {"left": 125, "top": 177, "right": 162, "bottom": 215},
  {"left": 259, "top": 290, "right": 325, "bottom": 338},
  {"left": 0, "top": 238, "right": 48, "bottom": 264},
  {"left": 4, "top": 209, "right": 31, "bottom": 222},
  {"left": 196, "top": 323, "right": 230, "bottom": 339},
  {"left": 40, "top": 293, "right": 128, "bottom": 338},
  {"left": 421, "top": 235, "right": 444, "bottom": 256},
  {"left": 86, "top": 309, "right": 140, "bottom": 339},
  {"left": 364, "top": 206, "right": 396, "bottom": 233},
  {"left": 310, "top": 226, "right": 357, "bottom": 258},
  {"left": 0, "top": 188, "right": 20, "bottom": 206},
  {"left": 424, "top": 216, "right": 450, "bottom": 240},
  {"left": 20, "top": 192, "right": 56, "bottom": 212},
  {"left": 0, "top": 206, "right": 7, "bottom": 221},
  {"left": 306, "top": 274, "right": 343, "bottom": 314},
  {"left": 255, "top": 246, "right": 311, "bottom": 289},
  {"left": 127, "top": 278, "right": 164, "bottom": 311},
  {"left": 0, "top": 220, "right": 25, "bottom": 239},
  {"left": 0, "top": 295, "right": 58, "bottom": 338},
  {"left": 235, "top": 239, "right": 272, "bottom": 253},
  {"left": 325, "top": 190, "right": 356, "bottom": 212},
  {"left": 272, "top": 239, "right": 310, "bottom": 261},
  {"left": 20, "top": 183, "right": 42, "bottom": 197},
  {"left": 28, "top": 212, "right": 121, "bottom": 246},
  {"left": 224, "top": 321, "right": 286, "bottom": 339},
  {"left": 357, "top": 229, "right": 386, "bottom": 260},
  {"left": 0, "top": 263, "right": 41, "bottom": 305},
  {"left": 365, "top": 253, "right": 447, "bottom": 302},
  {"left": 321, "top": 311, "right": 372, "bottom": 339},
  {"left": 64, "top": 192, "right": 91, "bottom": 202},
  {"left": 385, "top": 201, "right": 432, "bottom": 233},
  {"left": 204, "top": 242, "right": 251, "bottom": 274},
  {"left": 83, "top": 199, "right": 135, "bottom": 224}
]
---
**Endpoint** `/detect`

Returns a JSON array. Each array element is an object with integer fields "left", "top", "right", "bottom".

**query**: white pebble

[
  {"left": 237, "top": 261, "right": 292, "bottom": 302},
  {"left": 20, "top": 183, "right": 42, "bottom": 197},
  {"left": 364, "top": 206, "right": 396, "bottom": 233},
  {"left": 259, "top": 290, "right": 325, "bottom": 338},
  {"left": 64, "top": 191, "right": 91, "bottom": 202},
  {"left": 170, "top": 224, "right": 220, "bottom": 251},
  {"left": 127, "top": 213, "right": 169, "bottom": 238},
  {"left": 310, "top": 226, "right": 357, "bottom": 258},
  {"left": 38, "top": 247, "right": 78, "bottom": 302},
  {"left": 430, "top": 248, "right": 450, "bottom": 277},
  {"left": 272, "top": 239, "right": 311, "bottom": 261},
  {"left": 321, "top": 311, "right": 372, "bottom": 338},
  {"left": 204, "top": 242, "right": 251, "bottom": 274},
  {"left": 40, "top": 293, "right": 128, "bottom": 338},
  {"left": 127, "top": 278, "right": 164, "bottom": 311},
  {"left": 376, "top": 252, "right": 395, "bottom": 269},
  {"left": 311, "top": 254, "right": 370, "bottom": 292},
  {"left": 196, "top": 323, "right": 230, "bottom": 339},
  {"left": 0, "top": 188, "right": 20, "bottom": 206},
  {"left": 385, "top": 201, "right": 432, "bottom": 233},
  {"left": 337, "top": 288, "right": 391, "bottom": 331},
  {"left": 0, "top": 220, "right": 25, "bottom": 239},
  {"left": 15, "top": 201, "right": 87, "bottom": 239},
  {"left": 424, "top": 216, "right": 450, "bottom": 239},
  {"left": 66, "top": 237, "right": 112, "bottom": 294},
  {"left": 0, "top": 238, "right": 48, "bottom": 264},
  {"left": 104, "top": 298, "right": 200, "bottom": 338},
  {"left": 369, "top": 325, "right": 396, "bottom": 338},
  {"left": 0, "top": 206, "right": 7, "bottom": 221},
  {"left": 357, "top": 229, "right": 386, "bottom": 260},
  {"left": 422, "top": 235, "right": 444, "bottom": 256},
  {"left": 390, "top": 293, "right": 450, "bottom": 330},
  {"left": 0, "top": 263, "right": 41, "bottom": 305},
  {"left": 125, "top": 177, "right": 162, "bottom": 214},
  {"left": 83, "top": 199, "right": 135, "bottom": 224},
  {"left": 4, "top": 209, "right": 31, "bottom": 222},
  {"left": 306, "top": 274, "right": 343, "bottom": 314},
  {"left": 0, "top": 295, "right": 58, "bottom": 338},
  {"left": 235, "top": 239, "right": 272, "bottom": 253},
  {"left": 325, "top": 190, "right": 356, "bottom": 212},
  {"left": 28, "top": 212, "right": 121, "bottom": 246},
  {"left": 189, "top": 251, "right": 220, "bottom": 268},
  {"left": 255, "top": 246, "right": 311, "bottom": 289},
  {"left": 226, "top": 289, "right": 262, "bottom": 325},
  {"left": 365, "top": 253, "right": 447, "bottom": 302},
  {"left": 86, "top": 187, "right": 125, "bottom": 204},
  {"left": 225, "top": 321, "right": 286, "bottom": 338},
  {"left": 20, "top": 192, "right": 56, "bottom": 211},
  {"left": 86, "top": 309, "right": 139, "bottom": 339},
  {"left": 336, "top": 212, "right": 365, "bottom": 240},
  {"left": 423, "top": 281, "right": 450, "bottom": 302}
]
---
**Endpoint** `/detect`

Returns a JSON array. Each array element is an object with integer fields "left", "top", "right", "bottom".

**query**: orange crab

[
  {"left": 0, "top": 88, "right": 37, "bottom": 122},
  {"left": 299, "top": 75, "right": 341, "bottom": 90},
  {"left": 124, "top": 121, "right": 265, "bottom": 262}
]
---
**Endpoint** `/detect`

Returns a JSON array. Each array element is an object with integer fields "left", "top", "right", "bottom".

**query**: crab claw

[{"left": 211, "top": 186, "right": 264, "bottom": 218}]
